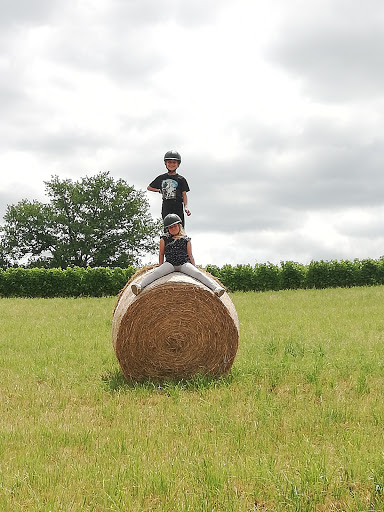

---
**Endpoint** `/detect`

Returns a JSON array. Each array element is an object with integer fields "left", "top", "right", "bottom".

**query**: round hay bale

[{"left": 112, "top": 268, "right": 239, "bottom": 380}]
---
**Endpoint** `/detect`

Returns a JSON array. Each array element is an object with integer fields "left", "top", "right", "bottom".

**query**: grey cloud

[
  {"left": 232, "top": 116, "right": 384, "bottom": 211},
  {"left": 0, "top": 0, "right": 228, "bottom": 35},
  {"left": 0, "top": 184, "right": 46, "bottom": 221},
  {"left": 17, "top": 129, "right": 112, "bottom": 156},
  {"left": 255, "top": 231, "right": 340, "bottom": 265},
  {"left": 335, "top": 210, "right": 384, "bottom": 238},
  {"left": 0, "top": 0, "right": 57, "bottom": 27},
  {"left": 171, "top": 0, "right": 232, "bottom": 27},
  {"left": 169, "top": 122, "right": 384, "bottom": 241},
  {"left": 267, "top": 2, "right": 384, "bottom": 102},
  {"left": 194, "top": 227, "right": 351, "bottom": 266},
  {"left": 193, "top": 201, "right": 299, "bottom": 234},
  {"left": 180, "top": 156, "right": 301, "bottom": 233},
  {"left": 269, "top": 139, "right": 384, "bottom": 210},
  {"left": 49, "top": 25, "right": 164, "bottom": 83},
  {"left": 0, "top": 78, "right": 28, "bottom": 115},
  {"left": 108, "top": 0, "right": 231, "bottom": 28},
  {"left": 45, "top": 0, "right": 230, "bottom": 81},
  {"left": 0, "top": 95, "right": 112, "bottom": 155}
]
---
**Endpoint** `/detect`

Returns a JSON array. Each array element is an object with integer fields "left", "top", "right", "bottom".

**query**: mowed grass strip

[{"left": 1, "top": 287, "right": 384, "bottom": 511}]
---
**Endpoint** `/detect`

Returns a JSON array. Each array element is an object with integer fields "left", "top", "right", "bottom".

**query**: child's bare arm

[
  {"left": 148, "top": 185, "right": 161, "bottom": 193},
  {"left": 182, "top": 191, "right": 191, "bottom": 216},
  {"left": 187, "top": 241, "right": 195, "bottom": 265},
  {"left": 159, "top": 238, "right": 165, "bottom": 264}
]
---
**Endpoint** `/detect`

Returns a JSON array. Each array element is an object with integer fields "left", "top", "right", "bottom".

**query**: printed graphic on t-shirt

[{"left": 161, "top": 179, "right": 178, "bottom": 200}]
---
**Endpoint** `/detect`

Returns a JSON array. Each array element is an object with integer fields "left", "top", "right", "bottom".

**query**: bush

[
  {"left": 328, "top": 260, "right": 359, "bottom": 288},
  {"left": 1, "top": 258, "right": 384, "bottom": 297},
  {"left": 280, "top": 261, "right": 307, "bottom": 290},
  {"left": 0, "top": 266, "right": 135, "bottom": 298},
  {"left": 254, "top": 263, "right": 280, "bottom": 292},
  {"left": 305, "top": 260, "right": 331, "bottom": 289},
  {"left": 358, "top": 259, "right": 383, "bottom": 286}
]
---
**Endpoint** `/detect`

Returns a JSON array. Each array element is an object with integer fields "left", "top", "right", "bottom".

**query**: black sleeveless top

[{"left": 161, "top": 235, "right": 191, "bottom": 266}]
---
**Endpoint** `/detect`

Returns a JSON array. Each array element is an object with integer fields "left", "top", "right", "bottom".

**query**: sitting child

[{"left": 131, "top": 214, "right": 225, "bottom": 297}]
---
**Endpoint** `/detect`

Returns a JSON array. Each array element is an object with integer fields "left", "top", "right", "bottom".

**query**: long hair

[{"left": 164, "top": 223, "right": 186, "bottom": 239}]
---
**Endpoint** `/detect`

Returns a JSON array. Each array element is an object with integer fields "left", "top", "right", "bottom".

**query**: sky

[{"left": 1, "top": 0, "right": 384, "bottom": 267}]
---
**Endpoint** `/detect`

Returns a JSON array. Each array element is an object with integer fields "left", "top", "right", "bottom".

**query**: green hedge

[
  {"left": 0, "top": 266, "right": 136, "bottom": 298},
  {"left": 1, "top": 258, "right": 384, "bottom": 297},
  {"left": 206, "top": 257, "right": 384, "bottom": 292}
]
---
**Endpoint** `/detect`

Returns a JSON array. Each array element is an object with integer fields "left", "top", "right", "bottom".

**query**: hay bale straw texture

[{"left": 112, "top": 268, "right": 240, "bottom": 380}]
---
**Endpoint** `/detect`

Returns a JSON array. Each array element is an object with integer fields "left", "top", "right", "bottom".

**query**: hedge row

[
  {"left": 0, "top": 266, "right": 136, "bottom": 298},
  {"left": 205, "top": 258, "right": 384, "bottom": 292},
  {"left": 0, "top": 258, "right": 384, "bottom": 297}
]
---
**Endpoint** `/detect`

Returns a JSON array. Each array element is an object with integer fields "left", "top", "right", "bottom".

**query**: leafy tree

[
  {"left": 0, "top": 172, "right": 161, "bottom": 268},
  {"left": 0, "top": 238, "right": 11, "bottom": 269}
]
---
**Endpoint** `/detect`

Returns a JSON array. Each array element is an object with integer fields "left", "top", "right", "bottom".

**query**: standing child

[
  {"left": 147, "top": 150, "right": 191, "bottom": 227},
  {"left": 131, "top": 214, "right": 225, "bottom": 297}
]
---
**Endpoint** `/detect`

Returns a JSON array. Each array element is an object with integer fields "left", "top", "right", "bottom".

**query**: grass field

[{"left": 1, "top": 286, "right": 384, "bottom": 511}]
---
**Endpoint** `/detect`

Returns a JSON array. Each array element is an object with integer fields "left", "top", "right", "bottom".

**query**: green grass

[{"left": 1, "top": 287, "right": 384, "bottom": 511}]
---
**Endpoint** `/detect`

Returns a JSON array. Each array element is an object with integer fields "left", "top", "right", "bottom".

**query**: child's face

[
  {"left": 165, "top": 159, "right": 179, "bottom": 172},
  {"left": 168, "top": 223, "right": 180, "bottom": 236}
]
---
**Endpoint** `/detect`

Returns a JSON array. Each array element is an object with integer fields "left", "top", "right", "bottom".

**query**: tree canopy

[{"left": 0, "top": 172, "right": 161, "bottom": 268}]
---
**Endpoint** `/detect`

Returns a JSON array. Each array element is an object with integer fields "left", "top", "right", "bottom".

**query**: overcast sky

[{"left": 1, "top": 0, "right": 384, "bottom": 267}]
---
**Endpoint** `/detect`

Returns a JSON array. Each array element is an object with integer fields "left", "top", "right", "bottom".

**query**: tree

[
  {"left": 0, "top": 172, "right": 161, "bottom": 268},
  {"left": 0, "top": 238, "right": 11, "bottom": 269}
]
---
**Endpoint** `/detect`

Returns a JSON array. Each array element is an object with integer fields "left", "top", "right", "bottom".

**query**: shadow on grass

[{"left": 101, "top": 366, "right": 236, "bottom": 394}]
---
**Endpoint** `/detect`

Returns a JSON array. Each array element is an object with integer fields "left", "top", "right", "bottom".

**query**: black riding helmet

[
  {"left": 164, "top": 150, "right": 181, "bottom": 163},
  {"left": 163, "top": 213, "right": 182, "bottom": 232}
]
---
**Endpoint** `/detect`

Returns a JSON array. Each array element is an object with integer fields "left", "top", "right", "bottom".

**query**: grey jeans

[{"left": 140, "top": 262, "right": 220, "bottom": 291}]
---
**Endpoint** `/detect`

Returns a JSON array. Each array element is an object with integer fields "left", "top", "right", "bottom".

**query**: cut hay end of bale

[{"left": 112, "top": 269, "right": 239, "bottom": 381}]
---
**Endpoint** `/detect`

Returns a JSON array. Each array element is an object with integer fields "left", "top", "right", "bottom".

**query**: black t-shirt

[
  {"left": 162, "top": 235, "right": 191, "bottom": 266},
  {"left": 150, "top": 173, "right": 190, "bottom": 203}
]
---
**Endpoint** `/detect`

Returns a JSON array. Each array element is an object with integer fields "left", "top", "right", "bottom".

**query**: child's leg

[
  {"left": 140, "top": 262, "right": 175, "bottom": 289},
  {"left": 179, "top": 263, "right": 225, "bottom": 295}
]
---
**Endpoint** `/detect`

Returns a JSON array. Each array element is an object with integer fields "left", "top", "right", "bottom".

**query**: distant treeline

[{"left": 0, "top": 258, "right": 383, "bottom": 297}]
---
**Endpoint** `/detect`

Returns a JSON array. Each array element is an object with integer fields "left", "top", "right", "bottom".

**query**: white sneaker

[
  {"left": 131, "top": 283, "right": 142, "bottom": 295},
  {"left": 214, "top": 287, "right": 225, "bottom": 297}
]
